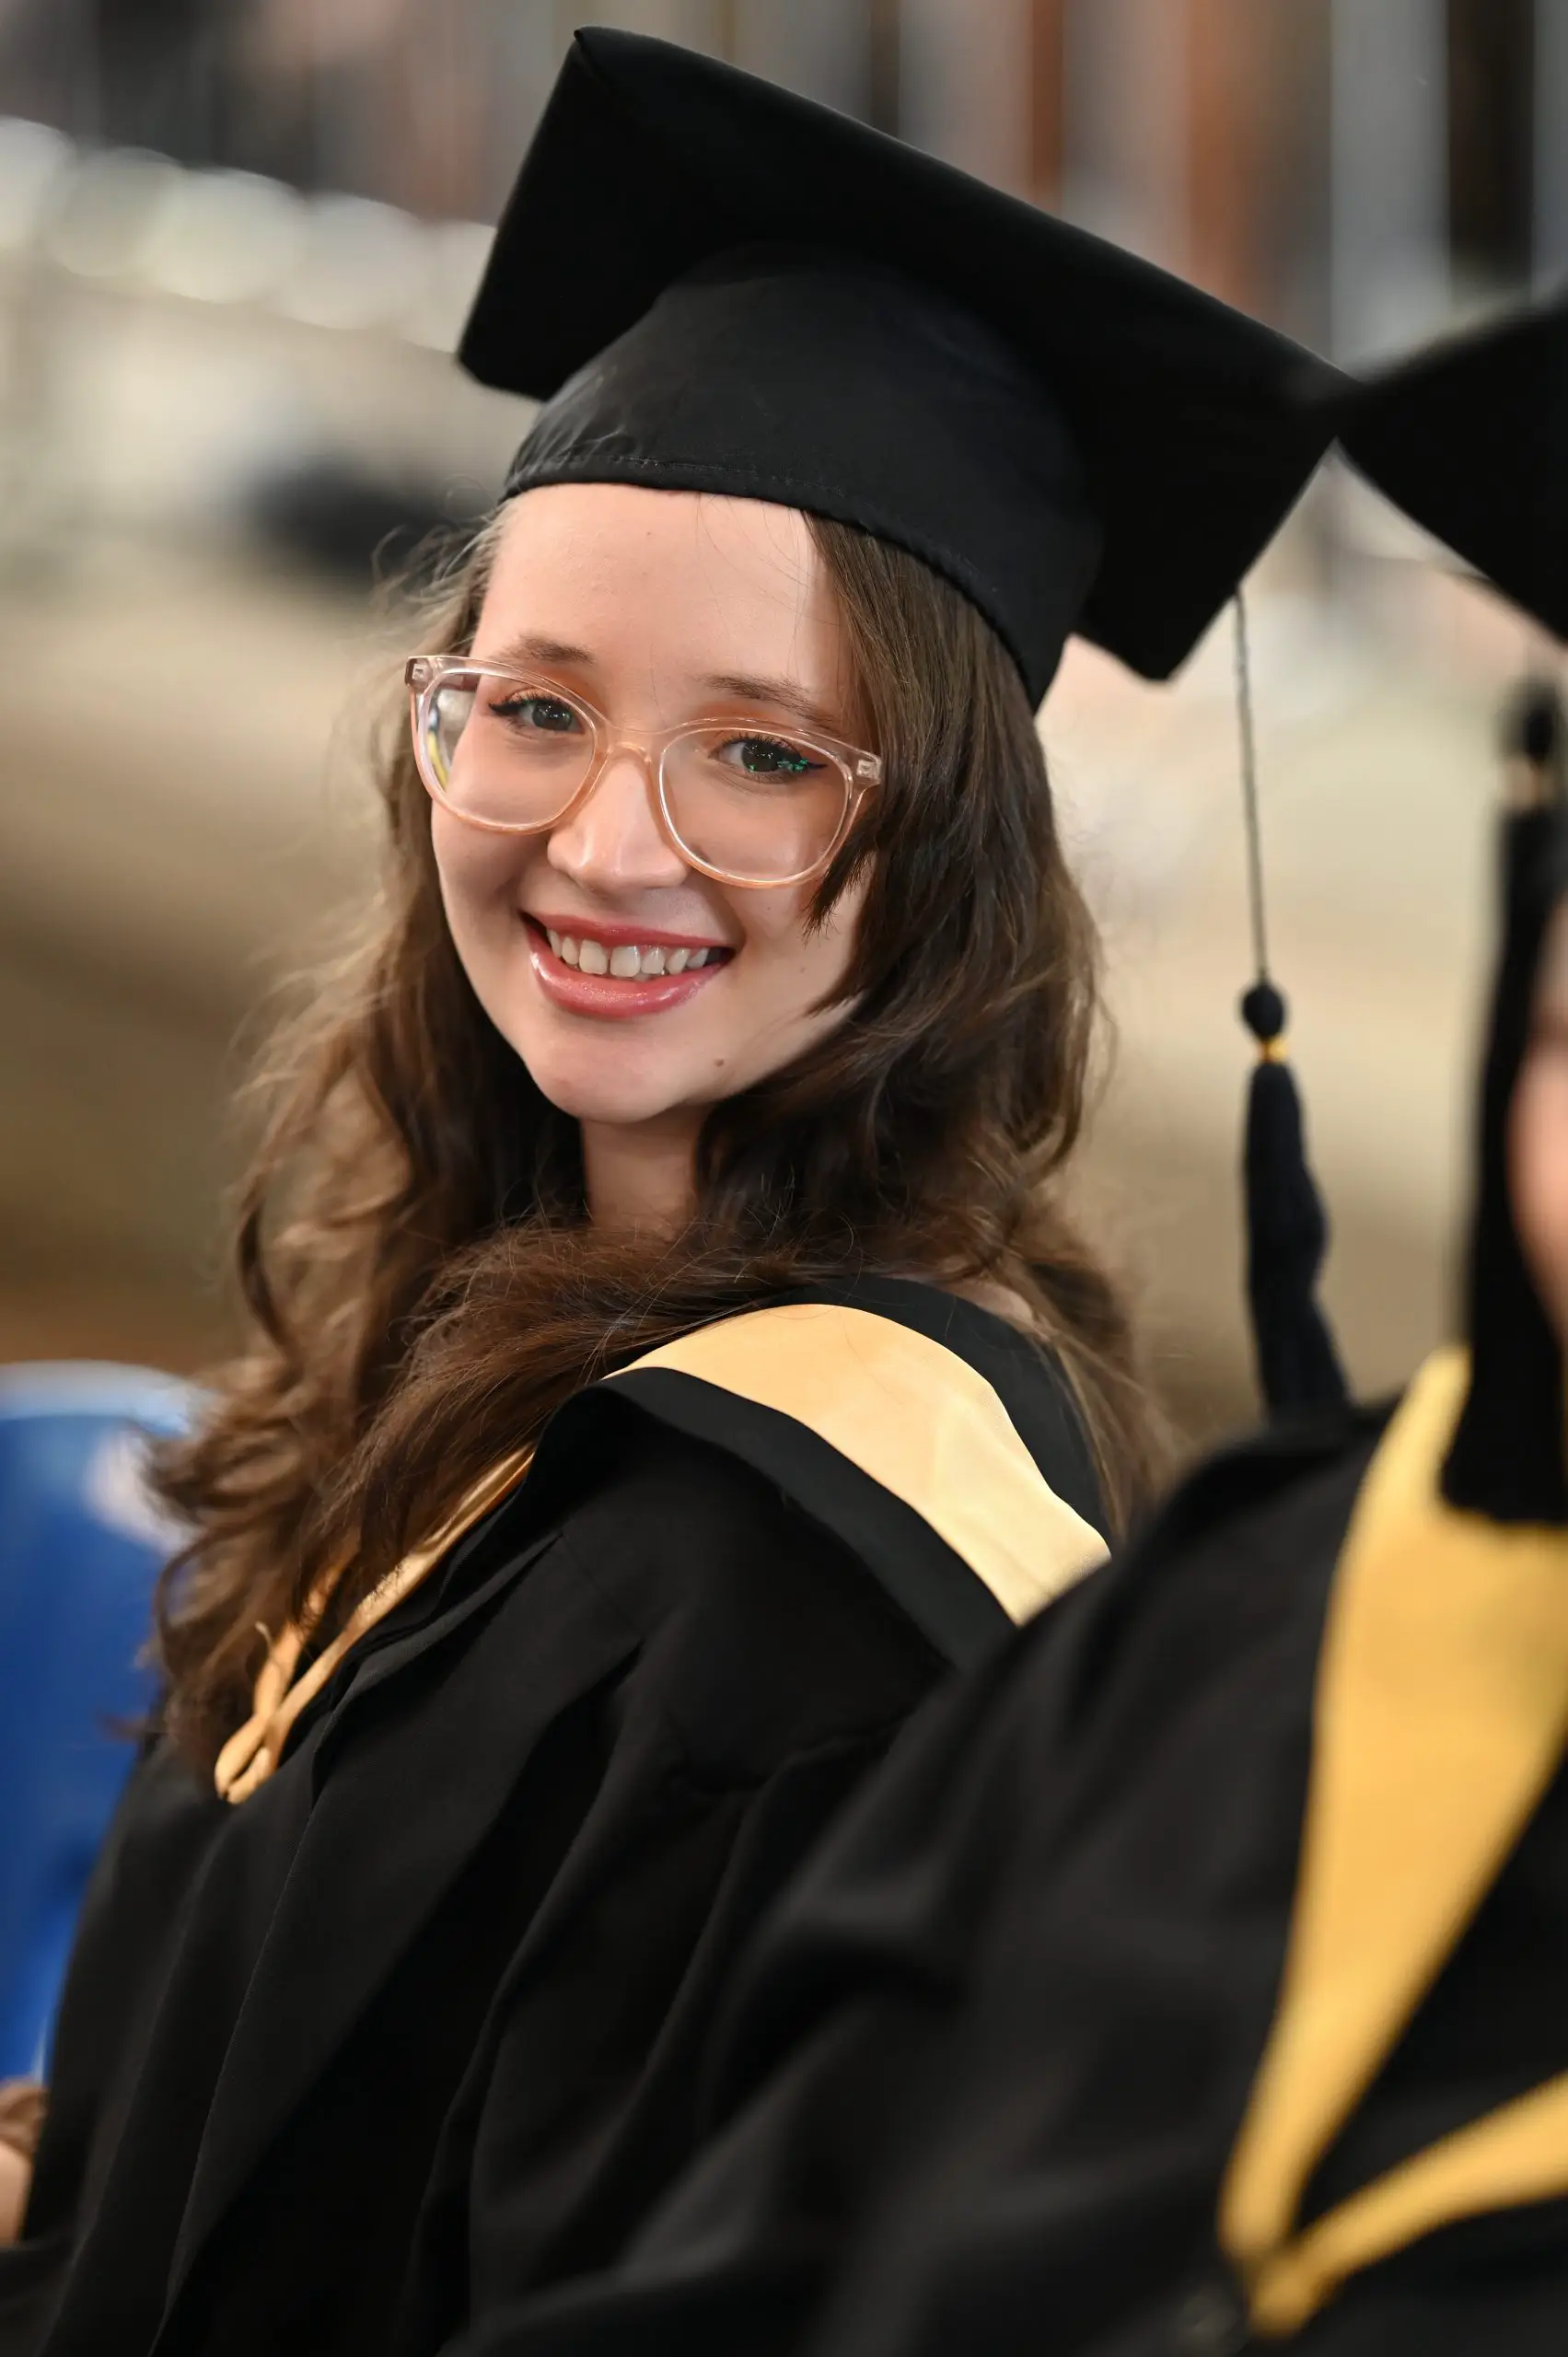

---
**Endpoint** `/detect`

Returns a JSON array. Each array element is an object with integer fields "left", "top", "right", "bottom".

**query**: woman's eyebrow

[
  {"left": 472, "top": 644, "right": 841, "bottom": 733},
  {"left": 482, "top": 632, "right": 599, "bottom": 670},
  {"left": 701, "top": 671, "right": 839, "bottom": 731}
]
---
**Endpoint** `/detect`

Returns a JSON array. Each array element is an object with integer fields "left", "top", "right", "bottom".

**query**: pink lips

[{"left": 522, "top": 915, "right": 731, "bottom": 1022}]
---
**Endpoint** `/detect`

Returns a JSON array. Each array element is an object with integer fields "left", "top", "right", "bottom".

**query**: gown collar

[
  {"left": 1221, "top": 1344, "right": 1568, "bottom": 2334},
  {"left": 216, "top": 1280, "right": 1107, "bottom": 1802}
]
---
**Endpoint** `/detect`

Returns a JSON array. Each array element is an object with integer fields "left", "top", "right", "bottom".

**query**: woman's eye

[
  {"left": 715, "top": 736, "right": 822, "bottom": 780},
  {"left": 489, "top": 691, "right": 581, "bottom": 735}
]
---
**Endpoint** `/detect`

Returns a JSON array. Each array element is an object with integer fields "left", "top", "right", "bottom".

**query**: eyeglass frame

[{"left": 404, "top": 654, "right": 883, "bottom": 891}]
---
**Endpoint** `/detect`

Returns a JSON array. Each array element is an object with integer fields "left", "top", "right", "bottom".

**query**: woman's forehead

[
  {"left": 475, "top": 482, "right": 854, "bottom": 714},
  {"left": 489, "top": 482, "right": 819, "bottom": 614}
]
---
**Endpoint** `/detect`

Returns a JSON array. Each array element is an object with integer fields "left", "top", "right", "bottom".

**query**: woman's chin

[{"left": 518, "top": 1053, "right": 703, "bottom": 1134}]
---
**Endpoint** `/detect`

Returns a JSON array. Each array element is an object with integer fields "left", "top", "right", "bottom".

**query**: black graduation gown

[
  {"left": 0, "top": 1276, "right": 1105, "bottom": 2357},
  {"left": 470, "top": 1361, "right": 1568, "bottom": 2357}
]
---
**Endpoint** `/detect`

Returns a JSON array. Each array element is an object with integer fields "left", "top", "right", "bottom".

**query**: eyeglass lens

[{"left": 421, "top": 673, "right": 852, "bottom": 885}]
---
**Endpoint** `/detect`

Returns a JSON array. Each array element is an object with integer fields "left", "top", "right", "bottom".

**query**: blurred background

[{"left": 0, "top": 0, "right": 1563, "bottom": 1442}]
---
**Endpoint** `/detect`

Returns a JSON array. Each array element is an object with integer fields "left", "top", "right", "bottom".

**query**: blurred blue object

[{"left": 0, "top": 1364, "right": 194, "bottom": 2079}]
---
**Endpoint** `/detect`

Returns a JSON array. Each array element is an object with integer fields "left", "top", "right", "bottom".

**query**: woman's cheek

[{"left": 430, "top": 809, "right": 527, "bottom": 937}]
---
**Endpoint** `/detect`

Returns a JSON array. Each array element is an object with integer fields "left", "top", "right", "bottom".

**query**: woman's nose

[{"left": 544, "top": 747, "right": 689, "bottom": 893}]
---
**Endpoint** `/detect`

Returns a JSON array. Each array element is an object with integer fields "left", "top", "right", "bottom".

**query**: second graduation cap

[
  {"left": 1330, "top": 293, "right": 1568, "bottom": 642},
  {"left": 1310, "top": 292, "right": 1568, "bottom": 1515},
  {"left": 459, "top": 27, "right": 1341, "bottom": 704}
]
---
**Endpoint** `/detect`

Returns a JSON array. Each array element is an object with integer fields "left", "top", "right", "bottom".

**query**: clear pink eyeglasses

[{"left": 405, "top": 656, "right": 881, "bottom": 890}]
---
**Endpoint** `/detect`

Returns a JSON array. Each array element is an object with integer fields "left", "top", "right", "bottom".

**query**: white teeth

[{"left": 543, "top": 930, "right": 722, "bottom": 978}]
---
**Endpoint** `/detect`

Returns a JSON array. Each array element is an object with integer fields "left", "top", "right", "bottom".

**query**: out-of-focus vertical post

[
  {"left": 1448, "top": 0, "right": 1534, "bottom": 298},
  {"left": 1062, "top": 0, "right": 1188, "bottom": 269},
  {"left": 1538, "top": 0, "right": 1568, "bottom": 284},
  {"left": 1184, "top": 0, "right": 1263, "bottom": 311},
  {"left": 731, "top": 0, "right": 868, "bottom": 111},
  {"left": 1329, "top": 0, "right": 1449, "bottom": 360},
  {"left": 1028, "top": 0, "right": 1067, "bottom": 206},
  {"left": 898, "top": 0, "right": 1029, "bottom": 193},
  {"left": 867, "top": 0, "right": 901, "bottom": 134}
]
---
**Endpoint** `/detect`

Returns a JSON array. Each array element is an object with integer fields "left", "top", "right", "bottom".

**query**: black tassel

[
  {"left": 1230, "top": 589, "right": 1349, "bottom": 1420},
  {"left": 1239, "top": 981, "right": 1349, "bottom": 1416}
]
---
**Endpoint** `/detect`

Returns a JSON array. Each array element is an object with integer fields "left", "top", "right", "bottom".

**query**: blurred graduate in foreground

[{"left": 458, "top": 299, "right": 1568, "bottom": 2357}]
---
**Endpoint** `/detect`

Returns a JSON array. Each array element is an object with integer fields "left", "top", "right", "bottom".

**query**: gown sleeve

[
  {"left": 388, "top": 1415, "right": 968, "bottom": 2355},
  {"left": 0, "top": 1741, "right": 226, "bottom": 2345}
]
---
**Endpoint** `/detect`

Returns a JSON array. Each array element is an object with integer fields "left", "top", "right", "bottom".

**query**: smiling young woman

[{"left": 0, "top": 32, "right": 1340, "bottom": 2357}]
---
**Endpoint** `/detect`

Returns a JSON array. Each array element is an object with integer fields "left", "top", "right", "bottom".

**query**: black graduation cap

[
  {"left": 1307, "top": 294, "right": 1568, "bottom": 1511},
  {"left": 1330, "top": 293, "right": 1568, "bottom": 639},
  {"left": 459, "top": 27, "right": 1341, "bottom": 705},
  {"left": 1237, "top": 296, "right": 1568, "bottom": 1427}
]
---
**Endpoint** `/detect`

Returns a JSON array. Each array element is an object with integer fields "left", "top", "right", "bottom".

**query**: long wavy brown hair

[{"left": 152, "top": 507, "right": 1156, "bottom": 1771}]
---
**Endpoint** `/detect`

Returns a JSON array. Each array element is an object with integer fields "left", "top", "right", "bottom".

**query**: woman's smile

[{"left": 523, "top": 909, "right": 735, "bottom": 1021}]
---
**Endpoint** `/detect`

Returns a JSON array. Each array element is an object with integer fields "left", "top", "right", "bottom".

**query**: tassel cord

[
  {"left": 1235, "top": 586, "right": 1272, "bottom": 989},
  {"left": 1231, "top": 586, "right": 1347, "bottom": 1416}
]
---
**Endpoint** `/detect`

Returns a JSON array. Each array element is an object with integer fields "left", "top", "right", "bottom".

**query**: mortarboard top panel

[{"left": 459, "top": 28, "right": 1342, "bottom": 696}]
